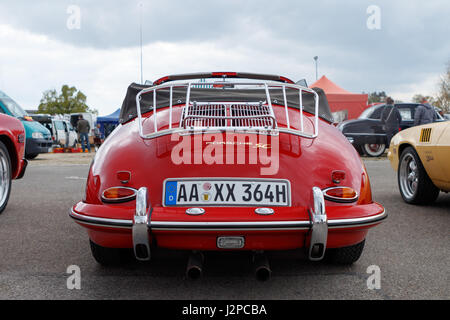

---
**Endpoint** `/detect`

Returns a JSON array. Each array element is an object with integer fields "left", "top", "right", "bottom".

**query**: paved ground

[{"left": 0, "top": 154, "right": 448, "bottom": 300}]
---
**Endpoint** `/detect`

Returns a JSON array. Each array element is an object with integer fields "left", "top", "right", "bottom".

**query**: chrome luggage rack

[{"left": 135, "top": 81, "right": 320, "bottom": 139}]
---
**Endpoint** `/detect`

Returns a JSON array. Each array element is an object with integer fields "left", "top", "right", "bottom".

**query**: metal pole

[
  {"left": 314, "top": 56, "right": 318, "bottom": 80},
  {"left": 139, "top": 3, "right": 143, "bottom": 84}
]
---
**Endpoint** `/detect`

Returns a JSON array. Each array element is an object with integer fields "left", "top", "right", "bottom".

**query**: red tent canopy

[{"left": 310, "top": 76, "right": 368, "bottom": 120}]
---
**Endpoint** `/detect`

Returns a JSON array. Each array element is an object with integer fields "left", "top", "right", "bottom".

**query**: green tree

[
  {"left": 434, "top": 62, "right": 450, "bottom": 112},
  {"left": 365, "top": 91, "right": 387, "bottom": 104},
  {"left": 38, "top": 85, "right": 96, "bottom": 115},
  {"left": 412, "top": 94, "right": 435, "bottom": 104}
]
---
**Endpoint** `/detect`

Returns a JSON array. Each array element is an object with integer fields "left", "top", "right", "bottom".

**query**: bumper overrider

[{"left": 69, "top": 187, "right": 387, "bottom": 262}]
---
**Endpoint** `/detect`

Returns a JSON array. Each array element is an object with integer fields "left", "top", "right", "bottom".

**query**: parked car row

[
  {"left": 30, "top": 115, "right": 78, "bottom": 148},
  {"left": 338, "top": 103, "right": 445, "bottom": 157},
  {"left": 0, "top": 90, "right": 52, "bottom": 159}
]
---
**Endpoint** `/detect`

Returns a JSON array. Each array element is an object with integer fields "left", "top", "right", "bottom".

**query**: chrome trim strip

[
  {"left": 345, "top": 133, "right": 386, "bottom": 136},
  {"left": 69, "top": 208, "right": 386, "bottom": 230},
  {"left": 69, "top": 208, "right": 133, "bottom": 228},
  {"left": 150, "top": 220, "right": 310, "bottom": 230},
  {"left": 327, "top": 210, "right": 387, "bottom": 227}
]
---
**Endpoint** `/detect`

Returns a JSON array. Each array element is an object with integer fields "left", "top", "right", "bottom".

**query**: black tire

[
  {"left": 89, "top": 240, "right": 130, "bottom": 266},
  {"left": 397, "top": 147, "right": 439, "bottom": 204},
  {"left": 325, "top": 240, "right": 365, "bottom": 265},
  {"left": 25, "top": 153, "right": 38, "bottom": 160},
  {"left": 363, "top": 143, "right": 386, "bottom": 157},
  {"left": 354, "top": 144, "right": 366, "bottom": 156},
  {"left": 0, "top": 141, "right": 12, "bottom": 214}
]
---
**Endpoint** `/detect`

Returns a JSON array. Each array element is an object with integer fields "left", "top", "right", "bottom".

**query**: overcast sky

[{"left": 0, "top": 0, "right": 449, "bottom": 115}]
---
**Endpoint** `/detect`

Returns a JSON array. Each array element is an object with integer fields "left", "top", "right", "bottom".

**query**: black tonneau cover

[{"left": 119, "top": 83, "right": 333, "bottom": 124}]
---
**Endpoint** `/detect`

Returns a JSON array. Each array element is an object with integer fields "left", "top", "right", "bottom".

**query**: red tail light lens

[
  {"left": 331, "top": 170, "right": 346, "bottom": 184},
  {"left": 323, "top": 187, "right": 358, "bottom": 203},
  {"left": 117, "top": 171, "right": 131, "bottom": 183},
  {"left": 101, "top": 187, "right": 137, "bottom": 203}
]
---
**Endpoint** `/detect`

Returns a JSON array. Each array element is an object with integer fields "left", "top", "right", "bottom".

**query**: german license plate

[{"left": 163, "top": 178, "right": 290, "bottom": 207}]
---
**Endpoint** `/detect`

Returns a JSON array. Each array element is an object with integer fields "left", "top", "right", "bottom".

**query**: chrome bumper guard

[
  {"left": 308, "top": 187, "right": 328, "bottom": 261},
  {"left": 132, "top": 187, "right": 151, "bottom": 261}
]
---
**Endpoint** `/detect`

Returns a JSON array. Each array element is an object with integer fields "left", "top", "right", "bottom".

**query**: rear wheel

[
  {"left": 325, "top": 240, "right": 365, "bottom": 265},
  {"left": 363, "top": 143, "right": 386, "bottom": 157},
  {"left": 398, "top": 147, "right": 439, "bottom": 204},
  {"left": 89, "top": 240, "right": 132, "bottom": 266},
  {"left": 0, "top": 141, "right": 12, "bottom": 214}
]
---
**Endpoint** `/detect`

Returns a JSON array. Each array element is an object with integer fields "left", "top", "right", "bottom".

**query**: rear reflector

[
  {"left": 331, "top": 170, "right": 346, "bottom": 184},
  {"left": 101, "top": 187, "right": 137, "bottom": 203},
  {"left": 117, "top": 171, "right": 131, "bottom": 183}
]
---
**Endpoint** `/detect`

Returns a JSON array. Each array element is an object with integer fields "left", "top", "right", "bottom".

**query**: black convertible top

[{"left": 119, "top": 82, "right": 333, "bottom": 124}]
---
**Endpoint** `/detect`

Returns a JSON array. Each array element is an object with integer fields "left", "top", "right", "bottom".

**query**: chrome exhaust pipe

[
  {"left": 186, "top": 251, "right": 204, "bottom": 280},
  {"left": 253, "top": 252, "right": 271, "bottom": 281}
]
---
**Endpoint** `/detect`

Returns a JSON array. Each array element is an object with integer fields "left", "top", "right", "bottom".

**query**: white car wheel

[
  {"left": 0, "top": 141, "right": 12, "bottom": 214},
  {"left": 363, "top": 143, "right": 386, "bottom": 157}
]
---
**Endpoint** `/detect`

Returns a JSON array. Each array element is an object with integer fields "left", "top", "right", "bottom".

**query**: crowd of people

[{"left": 75, "top": 115, "right": 117, "bottom": 152}]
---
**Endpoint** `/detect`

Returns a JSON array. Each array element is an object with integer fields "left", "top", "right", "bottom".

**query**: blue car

[{"left": 0, "top": 90, "right": 52, "bottom": 159}]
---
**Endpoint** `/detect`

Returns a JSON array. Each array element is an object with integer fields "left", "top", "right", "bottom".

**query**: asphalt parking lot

[{"left": 0, "top": 153, "right": 448, "bottom": 300}]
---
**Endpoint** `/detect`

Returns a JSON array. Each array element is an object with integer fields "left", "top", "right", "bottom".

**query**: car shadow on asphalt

[{"left": 90, "top": 248, "right": 357, "bottom": 280}]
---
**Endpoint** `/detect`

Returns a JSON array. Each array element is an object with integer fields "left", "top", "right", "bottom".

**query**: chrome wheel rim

[
  {"left": 0, "top": 149, "right": 10, "bottom": 207},
  {"left": 399, "top": 153, "right": 418, "bottom": 199}
]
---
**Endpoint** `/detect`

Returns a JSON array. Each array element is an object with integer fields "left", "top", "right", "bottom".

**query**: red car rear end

[{"left": 70, "top": 73, "right": 386, "bottom": 278}]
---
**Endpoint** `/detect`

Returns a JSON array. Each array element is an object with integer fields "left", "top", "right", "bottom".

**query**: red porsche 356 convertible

[
  {"left": 0, "top": 114, "right": 27, "bottom": 213},
  {"left": 70, "top": 72, "right": 386, "bottom": 279}
]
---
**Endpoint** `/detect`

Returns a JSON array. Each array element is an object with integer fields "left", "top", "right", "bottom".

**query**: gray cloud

[{"left": 0, "top": 0, "right": 449, "bottom": 112}]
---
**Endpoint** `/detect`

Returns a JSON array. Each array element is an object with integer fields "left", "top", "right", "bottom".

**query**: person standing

[
  {"left": 414, "top": 98, "right": 436, "bottom": 126},
  {"left": 93, "top": 123, "right": 103, "bottom": 150},
  {"left": 381, "top": 97, "right": 402, "bottom": 146},
  {"left": 77, "top": 115, "right": 91, "bottom": 153}
]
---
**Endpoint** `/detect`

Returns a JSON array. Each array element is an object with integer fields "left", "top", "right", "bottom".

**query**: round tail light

[
  {"left": 101, "top": 187, "right": 137, "bottom": 203},
  {"left": 323, "top": 187, "right": 358, "bottom": 203}
]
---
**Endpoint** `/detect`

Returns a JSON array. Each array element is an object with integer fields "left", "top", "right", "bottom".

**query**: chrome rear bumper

[{"left": 69, "top": 188, "right": 387, "bottom": 262}]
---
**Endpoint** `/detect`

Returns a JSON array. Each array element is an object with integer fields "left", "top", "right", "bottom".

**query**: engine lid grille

[{"left": 181, "top": 102, "right": 277, "bottom": 132}]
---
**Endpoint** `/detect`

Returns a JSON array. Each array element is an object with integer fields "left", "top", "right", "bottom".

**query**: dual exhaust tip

[{"left": 186, "top": 251, "right": 271, "bottom": 281}]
